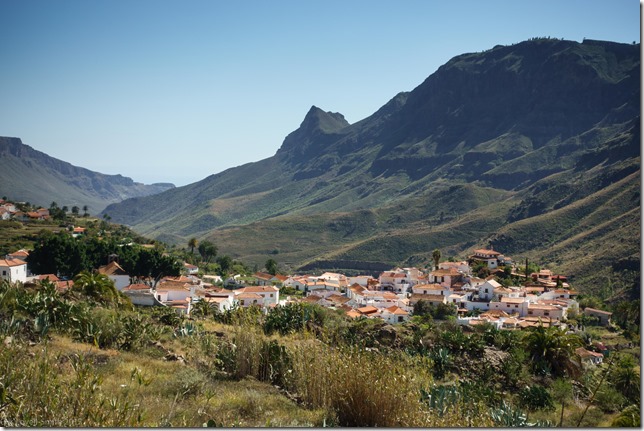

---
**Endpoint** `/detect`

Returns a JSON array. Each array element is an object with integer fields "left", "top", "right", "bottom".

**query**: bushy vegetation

[{"left": 1, "top": 273, "right": 640, "bottom": 427}]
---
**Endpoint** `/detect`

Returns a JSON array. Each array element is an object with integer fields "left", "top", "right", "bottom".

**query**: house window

[
  {"left": 528, "top": 310, "right": 533, "bottom": 315},
  {"left": 485, "top": 288, "right": 488, "bottom": 293},
  {"left": 398, "top": 316, "right": 404, "bottom": 322},
  {"left": 2, "top": 271, "right": 5, "bottom": 276},
  {"left": 515, "top": 305, "right": 518, "bottom": 308},
  {"left": 544, "top": 312, "right": 549, "bottom": 316},
  {"left": 270, "top": 294, "right": 273, "bottom": 297}
]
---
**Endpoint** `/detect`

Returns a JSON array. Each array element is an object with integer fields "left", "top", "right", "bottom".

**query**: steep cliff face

[
  {"left": 368, "top": 39, "right": 640, "bottom": 185},
  {"left": 0, "top": 137, "right": 174, "bottom": 212},
  {"left": 277, "top": 105, "right": 351, "bottom": 166}
]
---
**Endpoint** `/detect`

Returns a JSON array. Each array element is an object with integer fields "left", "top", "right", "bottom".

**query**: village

[
  {"left": 0, "top": 199, "right": 614, "bottom": 365},
  {"left": 2, "top": 241, "right": 611, "bottom": 333}
]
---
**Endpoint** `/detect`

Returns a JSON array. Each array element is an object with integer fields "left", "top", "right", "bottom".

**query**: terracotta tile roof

[
  {"left": 431, "top": 268, "right": 460, "bottom": 276},
  {"left": 301, "top": 295, "right": 322, "bottom": 303},
  {"left": 528, "top": 304, "right": 558, "bottom": 310},
  {"left": 346, "top": 310, "right": 362, "bottom": 319},
  {"left": 98, "top": 261, "right": 128, "bottom": 276},
  {"left": 253, "top": 272, "right": 273, "bottom": 280},
  {"left": 202, "top": 297, "right": 229, "bottom": 304},
  {"left": 584, "top": 307, "right": 613, "bottom": 316},
  {"left": 385, "top": 305, "right": 408, "bottom": 315},
  {"left": 473, "top": 248, "right": 501, "bottom": 255},
  {"left": 500, "top": 297, "right": 526, "bottom": 304},
  {"left": 36, "top": 274, "right": 60, "bottom": 281},
  {"left": 326, "top": 294, "right": 351, "bottom": 305},
  {"left": 0, "top": 258, "right": 26, "bottom": 267},
  {"left": 357, "top": 306, "right": 378, "bottom": 315},
  {"left": 242, "top": 285, "right": 279, "bottom": 293},
  {"left": 156, "top": 282, "right": 190, "bottom": 292},
  {"left": 575, "top": 347, "right": 604, "bottom": 358},
  {"left": 481, "top": 309, "right": 511, "bottom": 318}
]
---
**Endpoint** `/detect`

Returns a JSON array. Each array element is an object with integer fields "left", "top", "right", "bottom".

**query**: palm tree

[
  {"left": 432, "top": 249, "right": 441, "bottom": 270},
  {"left": 188, "top": 237, "right": 198, "bottom": 255},
  {"left": 522, "top": 323, "right": 583, "bottom": 377},
  {"left": 198, "top": 240, "right": 217, "bottom": 264},
  {"left": 73, "top": 270, "right": 118, "bottom": 304},
  {"left": 613, "top": 364, "right": 640, "bottom": 403}
]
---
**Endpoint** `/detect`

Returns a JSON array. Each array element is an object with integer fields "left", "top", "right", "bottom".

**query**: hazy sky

[{"left": 1, "top": 0, "right": 640, "bottom": 186}]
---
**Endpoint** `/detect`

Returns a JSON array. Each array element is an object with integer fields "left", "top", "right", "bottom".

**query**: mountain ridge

[
  {"left": 80, "top": 38, "right": 644, "bottom": 292},
  {"left": 0, "top": 136, "right": 175, "bottom": 213}
]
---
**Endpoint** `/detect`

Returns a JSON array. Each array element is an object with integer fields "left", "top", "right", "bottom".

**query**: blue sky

[{"left": 0, "top": 0, "right": 640, "bottom": 186}]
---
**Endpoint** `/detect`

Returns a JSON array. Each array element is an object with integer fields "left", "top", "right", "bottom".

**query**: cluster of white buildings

[
  {"left": 2, "top": 245, "right": 585, "bottom": 329},
  {"left": 0, "top": 200, "right": 50, "bottom": 222},
  {"left": 276, "top": 249, "right": 580, "bottom": 329}
]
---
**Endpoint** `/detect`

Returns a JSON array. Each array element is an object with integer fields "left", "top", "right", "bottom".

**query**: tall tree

[
  {"left": 432, "top": 249, "right": 441, "bottom": 270},
  {"left": 265, "top": 258, "right": 278, "bottom": 275},
  {"left": 73, "top": 270, "right": 118, "bottom": 304},
  {"left": 198, "top": 240, "right": 217, "bottom": 264},
  {"left": 522, "top": 323, "right": 583, "bottom": 377},
  {"left": 188, "top": 237, "right": 198, "bottom": 255}
]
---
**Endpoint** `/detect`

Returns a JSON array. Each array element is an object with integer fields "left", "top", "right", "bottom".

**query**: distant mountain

[
  {"left": 0, "top": 137, "right": 175, "bottom": 213},
  {"left": 103, "top": 38, "right": 639, "bottom": 293}
]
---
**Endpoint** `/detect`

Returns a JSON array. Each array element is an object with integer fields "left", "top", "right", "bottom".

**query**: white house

[
  {"left": 412, "top": 283, "right": 451, "bottom": 296},
  {"left": 439, "top": 261, "right": 471, "bottom": 275},
  {"left": 199, "top": 294, "right": 236, "bottom": 312},
  {"left": 155, "top": 286, "right": 191, "bottom": 303},
  {"left": 348, "top": 275, "right": 375, "bottom": 287},
  {"left": 283, "top": 275, "right": 308, "bottom": 291},
  {"left": 0, "top": 258, "right": 27, "bottom": 283},
  {"left": 237, "top": 285, "right": 279, "bottom": 307},
  {"left": 478, "top": 279, "right": 501, "bottom": 301},
  {"left": 379, "top": 306, "right": 410, "bottom": 324},
  {"left": 122, "top": 283, "right": 158, "bottom": 306},
  {"left": 488, "top": 296, "right": 529, "bottom": 316},
  {"left": 428, "top": 267, "right": 463, "bottom": 288},
  {"left": 576, "top": 347, "right": 604, "bottom": 366},
  {"left": 184, "top": 262, "right": 199, "bottom": 275},
  {"left": 98, "top": 261, "right": 130, "bottom": 291},
  {"left": 236, "top": 293, "right": 264, "bottom": 307},
  {"left": 527, "top": 303, "right": 566, "bottom": 320},
  {"left": 470, "top": 249, "right": 502, "bottom": 269},
  {"left": 379, "top": 271, "right": 410, "bottom": 292}
]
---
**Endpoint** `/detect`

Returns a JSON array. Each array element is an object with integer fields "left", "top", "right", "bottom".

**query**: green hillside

[
  {"left": 0, "top": 137, "right": 174, "bottom": 214},
  {"left": 100, "top": 38, "right": 639, "bottom": 293}
]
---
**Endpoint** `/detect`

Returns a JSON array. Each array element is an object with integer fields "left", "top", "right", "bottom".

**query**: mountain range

[
  {"left": 5, "top": 37, "right": 640, "bottom": 296},
  {"left": 0, "top": 136, "right": 175, "bottom": 213}
]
